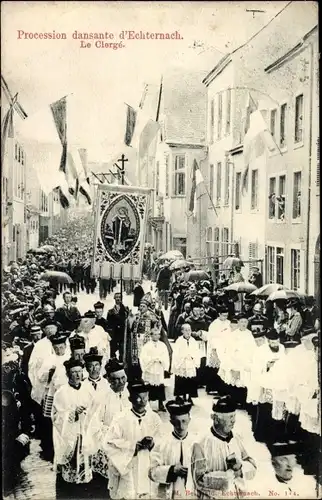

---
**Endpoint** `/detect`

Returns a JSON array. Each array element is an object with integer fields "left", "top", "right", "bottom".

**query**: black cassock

[{"left": 112, "top": 215, "right": 130, "bottom": 245}]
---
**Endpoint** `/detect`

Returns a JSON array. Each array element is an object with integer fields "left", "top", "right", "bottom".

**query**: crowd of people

[{"left": 2, "top": 217, "right": 321, "bottom": 499}]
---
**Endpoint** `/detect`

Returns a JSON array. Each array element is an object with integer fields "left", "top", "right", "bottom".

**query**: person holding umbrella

[{"left": 285, "top": 299, "right": 303, "bottom": 342}]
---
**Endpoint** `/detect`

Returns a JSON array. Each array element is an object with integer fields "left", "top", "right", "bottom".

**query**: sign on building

[{"left": 92, "top": 184, "right": 151, "bottom": 280}]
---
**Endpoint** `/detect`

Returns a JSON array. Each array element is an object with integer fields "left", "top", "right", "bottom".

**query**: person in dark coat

[
  {"left": 249, "top": 266, "right": 263, "bottom": 288},
  {"left": 93, "top": 301, "right": 110, "bottom": 333},
  {"left": 106, "top": 292, "right": 130, "bottom": 359},
  {"left": 54, "top": 291, "right": 81, "bottom": 332},
  {"left": 133, "top": 281, "right": 145, "bottom": 308},
  {"left": 156, "top": 263, "right": 172, "bottom": 310}
]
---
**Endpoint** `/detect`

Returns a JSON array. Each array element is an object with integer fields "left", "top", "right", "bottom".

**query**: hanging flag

[
  {"left": 50, "top": 96, "right": 68, "bottom": 174},
  {"left": 124, "top": 104, "right": 137, "bottom": 146},
  {"left": 188, "top": 159, "right": 204, "bottom": 217},
  {"left": 1, "top": 94, "right": 17, "bottom": 168},
  {"left": 53, "top": 186, "right": 70, "bottom": 209},
  {"left": 139, "top": 120, "right": 160, "bottom": 159},
  {"left": 78, "top": 148, "right": 90, "bottom": 184},
  {"left": 244, "top": 92, "right": 258, "bottom": 134},
  {"left": 242, "top": 108, "right": 277, "bottom": 195},
  {"left": 139, "top": 84, "right": 148, "bottom": 109}
]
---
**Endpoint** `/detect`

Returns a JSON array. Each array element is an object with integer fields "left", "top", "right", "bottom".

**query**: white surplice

[
  {"left": 191, "top": 430, "right": 257, "bottom": 499},
  {"left": 69, "top": 326, "right": 110, "bottom": 374},
  {"left": 149, "top": 432, "right": 197, "bottom": 499},
  {"left": 29, "top": 337, "right": 71, "bottom": 404},
  {"left": 206, "top": 319, "right": 231, "bottom": 368},
  {"left": 140, "top": 340, "right": 170, "bottom": 386},
  {"left": 52, "top": 382, "right": 101, "bottom": 484},
  {"left": 172, "top": 337, "right": 201, "bottom": 379},
  {"left": 246, "top": 341, "right": 286, "bottom": 405},
  {"left": 102, "top": 407, "right": 162, "bottom": 499},
  {"left": 218, "top": 328, "right": 257, "bottom": 388}
]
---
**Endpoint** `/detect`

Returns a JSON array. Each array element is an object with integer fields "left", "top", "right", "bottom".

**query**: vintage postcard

[{"left": 1, "top": 1, "right": 320, "bottom": 499}]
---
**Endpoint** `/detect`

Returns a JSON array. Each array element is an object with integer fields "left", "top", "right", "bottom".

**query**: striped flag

[
  {"left": 77, "top": 148, "right": 91, "bottom": 204},
  {"left": 50, "top": 97, "right": 68, "bottom": 174},
  {"left": 124, "top": 104, "right": 137, "bottom": 146},
  {"left": 188, "top": 159, "right": 204, "bottom": 217}
]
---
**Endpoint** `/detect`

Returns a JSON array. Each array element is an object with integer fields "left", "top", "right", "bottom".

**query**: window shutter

[
  {"left": 317, "top": 137, "right": 320, "bottom": 187},
  {"left": 249, "top": 242, "right": 257, "bottom": 260}
]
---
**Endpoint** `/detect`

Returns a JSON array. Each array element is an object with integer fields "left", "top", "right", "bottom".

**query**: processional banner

[{"left": 92, "top": 184, "right": 152, "bottom": 280}]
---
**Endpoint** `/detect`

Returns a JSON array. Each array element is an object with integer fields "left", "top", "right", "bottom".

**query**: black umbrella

[
  {"left": 39, "top": 270, "right": 74, "bottom": 284},
  {"left": 186, "top": 270, "right": 209, "bottom": 282}
]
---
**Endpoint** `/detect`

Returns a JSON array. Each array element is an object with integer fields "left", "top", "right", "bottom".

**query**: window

[
  {"left": 269, "top": 177, "right": 276, "bottom": 218},
  {"left": 217, "top": 93, "right": 223, "bottom": 140},
  {"left": 165, "top": 155, "right": 169, "bottom": 197},
  {"left": 210, "top": 99, "right": 215, "bottom": 143},
  {"left": 173, "top": 155, "right": 185, "bottom": 195},
  {"left": 276, "top": 247, "right": 284, "bottom": 284},
  {"left": 291, "top": 249, "right": 301, "bottom": 290},
  {"left": 222, "top": 228, "right": 229, "bottom": 257},
  {"left": 251, "top": 169, "right": 259, "bottom": 209},
  {"left": 226, "top": 89, "right": 231, "bottom": 134},
  {"left": 224, "top": 161, "right": 230, "bottom": 205},
  {"left": 209, "top": 164, "right": 214, "bottom": 202},
  {"left": 280, "top": 104, "right": 287, "bottom": 147},
  {"left": 156, "top": 161, "right": 160, "bottom": 196},
  {"left": 235, "top": 172, "right": 241, "bottom": 210},
  {"left": 270, "top": 109, "right": 277, "bottom": 139},
  {"left": 267, "top": 246, "right": 276, "bottom": 283},
  {"left": 214, "top": 227, "right": 220, "bottom": 256},
  {"left": 295, "top": 94, "right": 303, "bottom": 143},
  {"left": 216, "top": 162, "right": 222, "bottom": 204},
  {"left": 277, "top": 175, "right": 286, "bottom": 220},
  {"left": 292, "top": 171, "right": 301, "bottom": 219},
  {"left": 206, "top": 227, "right": 213, "bottom": 257}
]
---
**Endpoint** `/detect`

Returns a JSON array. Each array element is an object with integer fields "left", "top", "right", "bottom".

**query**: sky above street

[{"left": 2, "top": 1, "right": 290, "bottom": 168}]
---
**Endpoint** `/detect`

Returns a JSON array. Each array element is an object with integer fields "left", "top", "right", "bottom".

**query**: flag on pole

[
  {"left": 242, "top": 107, "right": 277, "bottom": 194},
  {"left": 124, "top": 104, "right": 137, "bottom": 146},
  {"left": 188, "top": 159, "right": 204, "bottom": 217},
  {"left": 78, "top": 148, "right": 90, "bottom": 184},
  {"left": 1, "top": 94, "right": 17, "bottom": 168},
  {"left": 50, "top": 96, "right": 68, "bottom": 174}
]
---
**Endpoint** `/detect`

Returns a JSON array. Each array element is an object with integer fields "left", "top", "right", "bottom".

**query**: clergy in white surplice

[
  {"left": 69, "top": 334, "right": 88, "bottom": 380},
  {"left": 102, "top": 379, "right": 162, "bottom": 499},
  {"left": 191, "top": 396, "right": 257, "bottom": 499},
  {"left": 205, "top": 307, "right": 231, "bottom": 395},
  {"left": 172, "top": 324, "right": 201, "bottom": 403},
  {"left": 52, "top": 359, "right": 101, "bottom": 495},
  {"left": 140, "top": 326, "right": 170, "bottom": 411},
  {"left": 149, "top": 397, "right": 196, "bottom": 499},
  {"left": 218, "top": 313, "right": 257, "bottom": 389},
  {"left": 68, "top": 311, "right": 111, "bottom": 373}
]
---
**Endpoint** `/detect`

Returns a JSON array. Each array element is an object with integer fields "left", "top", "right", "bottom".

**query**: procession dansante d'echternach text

[{"left": 17, "top": 30, "right": 183, "bottom": 41}]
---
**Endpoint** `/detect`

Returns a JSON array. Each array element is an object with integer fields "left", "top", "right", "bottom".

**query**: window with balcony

[
  {"left": 291, "top": 249, "right": 301, "bottom": 290},
  {"left": 277, "top": 175, "right": 286, "bottom": 220},
  {"left": 217, "top": 93, "right": 223, "bottom": 140},
  {"left": 270, "top": 109, "right": 277, "bottom": 140},
  {"left": 224, "top": 161, "right": 230, "bottom": 205},
  {"left": 216, "top": 162, "right": 222, "bottom": 205},
  {"left": 280, "top": 103, "right": 287, "bottom": 148},
  {"left": 235, "top": 172, "right": 241, "bottom": 211},
  {"left": 226, "top": 89, "right": 231, "bottom": 134},
  {"left": 173, "top": 155, "right": 185, "bottom": 196},
  {"left": 292, "top": 171, "right": 301, "bottom": 219},
  {"left": 251, "top": 169, "right": 258, "bottom": 210},
  {"left": 268, "top": 177, "right": 276, "bottom": 218},
  {"left": 295, "top": 94, "right": 304, "bottom": 143}
]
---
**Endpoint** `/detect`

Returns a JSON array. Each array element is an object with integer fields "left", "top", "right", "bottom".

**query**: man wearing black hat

[
  {"left": 55, "top": 291, "right": 81, "bottom": 332},
  {"left": 191, "top": 396, "right": 256, "bottom": 499},
  {"left": 285, "top": 299, "right": 303, "bottom": 342},
  {"left": 82, "top": 347, "right": 110, "bottom": 397},
  {"left": 93, "top": 301, "right": 110, "bottom": 333},
  {"left": 103, "top": 358, "right": 130, "bottom": 427},
  {"left": 102, "top": 379, "right": 162, "bottom": 499},
  {"left": 149, "top": 397, "right": 195, "bottom": 498},
  {"left": 53, "top": 358, "right": 96, "bottom": 498}
]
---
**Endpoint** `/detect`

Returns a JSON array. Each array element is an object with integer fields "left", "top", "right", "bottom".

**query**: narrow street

[{"left": 7, "top": 282, "right": 281, "bottom": 500}]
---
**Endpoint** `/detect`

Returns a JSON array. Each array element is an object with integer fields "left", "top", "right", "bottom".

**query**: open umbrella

[
  {"left": 159, "top": 250, "right": 184, "bottom": 261},
  {"left": 186, "top": 270, "right": 209, "bottom": 282},
  {"left": 267, "top": 289, "right": 300, "bottom": 301},
  {"left": 169, "top": 259, "right": 193, "bottom": 271},
  {"left": 222, "top": 256, "right": 244, "bottom": 269},
  {"left": 33, "top": 248, "right": 47, "bottom": 254},
  {"left": 144, "top": 242, "right": 153, "bottom": 249},
  {"left": 250, "top": 284, "right": 288, "bottom": 297},
  {"left": 224, "top": 282, "right": 257, "bottom": 293},
  {"left": 39, "top": 270, "right": 74, "bottom": 284}
]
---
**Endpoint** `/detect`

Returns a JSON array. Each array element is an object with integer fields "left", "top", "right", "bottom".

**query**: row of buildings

[
  {"left": 136, "top": 2, "right": 319, "bottom": 298},
  {"left": 1, "top": 120, "right": 67, "bottom": 265}
]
